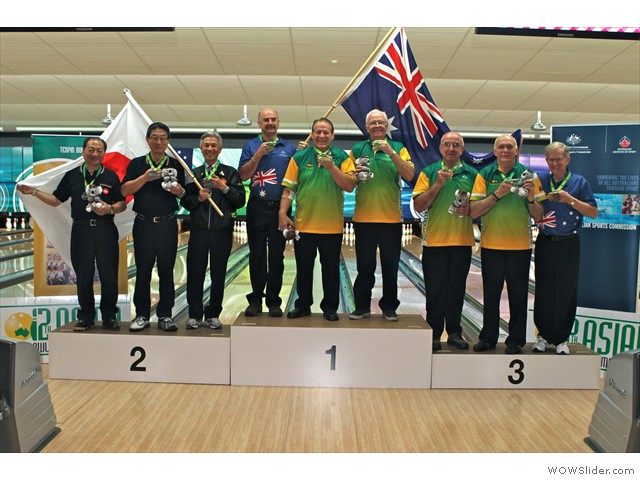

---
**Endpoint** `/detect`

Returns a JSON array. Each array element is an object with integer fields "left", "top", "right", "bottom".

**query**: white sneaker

[
  {"left": 204, "top": 317, "right": 222, "bottom": 330},
  {"left": 186, "top": 318, "right": 199, "bottom": 329},
  {"left": 129, "top": 315, "right": 150, "bottom": 331},
  {"left": 556, "top": 342, "right": 570, "bottom": 355},
  {"left": 532, "top": 336, "right": 549, "bottom": 352}
]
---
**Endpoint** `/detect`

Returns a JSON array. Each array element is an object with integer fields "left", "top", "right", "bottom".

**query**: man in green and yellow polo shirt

[
  {"left": 278, "top": 117, "right": 356, "bottom": 321},
  {"left": 470, "top": 134, "right": 544, "bottom": 354},
  {"left": 412, "top": 132, "right": 477, "bottom": 351},
  {"left": 348, "top": 109, "right": 414, "bottom": 322}
]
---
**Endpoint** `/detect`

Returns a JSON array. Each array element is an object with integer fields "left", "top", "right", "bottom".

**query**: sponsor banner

[
  {"left": 550, "top": 124, "right": 639, "bottom": 364},
  {"left": 572, "top": 307, "right": 640, "bottom": 373},
  {"left": 552, "top": 124, "right": 640, "bottom": 314},
  {"left": 0, "top": 295, "right": 131, "bottom": 363}
]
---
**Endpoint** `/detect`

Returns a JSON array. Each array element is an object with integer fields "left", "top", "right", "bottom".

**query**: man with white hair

[
  {"left": 348, "top": 109, "right": 414, "bottom": 322},
  {"left": 470, "top": 134, "right": 544, "bottom": 355}
]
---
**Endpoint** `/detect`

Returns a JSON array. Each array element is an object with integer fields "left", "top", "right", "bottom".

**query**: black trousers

[
  {"left": 422, "top": 245, "right": 471, "bottom": 339},
  {"left": 353, "top": 222, "right": 402, "bottom": 311},
  {"left": 132, "top": 216, "right": 177, "bottom": 319},
  {"left": 245, "top": 197, "right": 287, "bottom": 307},
  {"left": 293, "top": 232, "right": 343, "bottom": 313},
  {"left": 480, "top": 247, "right": 531, "bottom": 347},
  {"left": 534, "top": 233, "right": 580, "bottom": 345},
  {"left": 70, "top": 222, "right": 119, "bottom": 322},
  {"left": 186, "top": 224, "right": 233, "bottom": 320}
]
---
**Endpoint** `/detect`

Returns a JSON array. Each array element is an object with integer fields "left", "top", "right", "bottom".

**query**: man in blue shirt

[
  {"left": 239, "top": 108, "right": 298, "bottom": 317},
  {"left": 533, "top": 142, "right": 597, "bottom": 355}
]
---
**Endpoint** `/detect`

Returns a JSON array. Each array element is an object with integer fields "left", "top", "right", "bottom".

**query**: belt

[
  {"left": 72, "top": 218, "right": 114, "bottom": 227},
  {"left": 136, "top": 212, "right": 176, "bottom": 223},
  {"left": 251, "top": 196, "right": 280, "bottom": 208},
  {"left": 540, "top": 232, "right": 578, "bottom": 242}
]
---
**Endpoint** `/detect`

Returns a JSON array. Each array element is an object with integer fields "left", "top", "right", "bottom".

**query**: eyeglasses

[
  {"left": 367, "top": 120, "right": 388, "bottom": 126},
  {"left": 149, "top": 135, "right": 169, "bottom": 142},
  {"left": 441, "top": 142, "right": 463, "bottom": 149}
]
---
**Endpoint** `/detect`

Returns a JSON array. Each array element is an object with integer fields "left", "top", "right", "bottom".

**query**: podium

[
  {"left": 47, "top": 314, "right": 602, "bottom": 390},
  {"left": 231, "top": 314, "right": 432, "bottom": 388},
  {"left": 431, "top": 342, "right": 601, "bottom": 389},
  {"left": 48, "top": 320, "right": 231, "bottom": 385}
]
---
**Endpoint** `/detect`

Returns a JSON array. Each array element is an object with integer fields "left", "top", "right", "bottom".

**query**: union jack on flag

[
  {"left": 251, "top": 168, "right": 278, "bottom": 187},
  {"left": 537, "top": 210, "right": 557, "bottom": 229},
  {"left": 340, "top": 27, "right": 519, "bottom": 183}
]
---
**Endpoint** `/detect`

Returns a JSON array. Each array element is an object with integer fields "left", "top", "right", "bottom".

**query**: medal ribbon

[
  {"left": 146, "top": 153, "right": 168, "bottom": 172},
  {"left": 440, "top": 160, "right": 461, "bottom": 173},
  {"left": 550, "top": 171, "right": 572, "bottom": 193},
  {"left": 82, "top": 163, "right": 103, "bottom": 188},
  {"left": 203, "top": 161, "right": 220, "bottom": 180}
]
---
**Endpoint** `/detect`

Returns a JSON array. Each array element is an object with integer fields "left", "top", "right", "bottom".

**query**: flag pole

[
  {"left": 124, "top": 89, "right": 224, "bottom": 217},
  {"left": 166, "top": 144, "right": 224, "bottom": 217},
  {"left": 302, "top": 27, "right": 398, "bottom": 144}
]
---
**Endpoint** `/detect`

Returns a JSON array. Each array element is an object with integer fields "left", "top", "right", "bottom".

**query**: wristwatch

[
  {"left": 570, "top": 199, "right": 576, "bottom": 206},
  {"left": 222, "top": 186, "right": 230, "bottom": 194}
]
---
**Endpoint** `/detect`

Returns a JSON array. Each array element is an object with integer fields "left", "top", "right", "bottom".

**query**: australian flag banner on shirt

[{"left": 341, "top": 27, "right": 521, "bottom": 182}]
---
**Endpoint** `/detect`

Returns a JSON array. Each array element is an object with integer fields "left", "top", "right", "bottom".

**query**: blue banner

[{"left": 552, "top": 124, "right": 640, "bottom": 313}]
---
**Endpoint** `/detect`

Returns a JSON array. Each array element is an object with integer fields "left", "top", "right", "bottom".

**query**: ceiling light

[
  {"left": 236, "top": 105, "right": 252, "bottom": 126},
  {"left": 101, "top": 104, "right": 113, "bottom": 125},
  {"left": 531, "top": 111, "right": 547, "bottom": 131}
]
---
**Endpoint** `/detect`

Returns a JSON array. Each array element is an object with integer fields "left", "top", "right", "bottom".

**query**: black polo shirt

[
  {"left": 53, "top": 164, "right": 124, "bottom": 221},
  {"left": 123, "top": 154, "right": 186, "bottom": 216}
]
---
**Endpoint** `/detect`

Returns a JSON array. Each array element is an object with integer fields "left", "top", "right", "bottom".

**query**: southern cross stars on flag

[{"left": 341, "top": 27, "right": 520, "bottom": 182}]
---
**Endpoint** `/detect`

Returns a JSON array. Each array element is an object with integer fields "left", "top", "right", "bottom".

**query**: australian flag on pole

[{"left": 340, "top": 27, "right": 521, "bottom": 183}]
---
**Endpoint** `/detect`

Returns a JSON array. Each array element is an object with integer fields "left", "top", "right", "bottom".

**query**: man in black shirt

[
  {"left": 181, "top": 132, "right": 245, "bottom": 329},
  {"left": 121, "top": 122, "right": 186, "bottom": 332},
  {"left": 17, "top": 137, "right": 127, "bottom": 331}
]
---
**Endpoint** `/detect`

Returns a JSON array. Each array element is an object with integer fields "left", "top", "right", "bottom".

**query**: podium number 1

[{"left": 325, "top": 345, "right": 336, "bottom": 370}]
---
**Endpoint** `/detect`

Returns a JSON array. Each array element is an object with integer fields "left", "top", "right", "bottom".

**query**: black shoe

[
  {"left": 447, "top": 332, "right": 469, "bottom": 350},
  {"left": 433, "top": 340, "right": 442, "bottom": 351},
  {"left": 244, "top": 301, "right": 262, "bottom": 317},
  {"left": 323, "top": 311, "right": 339, "bottom": 321},
  {"left": 73, "top": 319, "right": 95, "bottom": 332},
  {"left": 383, "top": 309, "right": 399, "bottom": 321},
  {"left": 287, "top": 307, "right": 311, "bottom": 319},
  {"left": 473, "top": 340, "right": 496, "bottom": 352},
  {"left": 102, "top": 318, "right": 120, "bottom": 331},
  {"left": 505, "top": 343, "right": 522, "bottom": 355},
  {"left": 349, "top": 308, "right": 371, "bottom": 320},
  {"left": 268, "top": 306, "right": 283, "bottom": 317}
]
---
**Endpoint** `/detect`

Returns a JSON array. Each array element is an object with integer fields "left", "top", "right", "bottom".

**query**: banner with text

[{"left": 551, "top": 124, "right": 640, "bottom": 363}]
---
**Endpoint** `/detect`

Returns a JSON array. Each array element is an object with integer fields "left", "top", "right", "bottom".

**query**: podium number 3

[
  {"left": 130, "top": 346, "right": 147, "bottom": 372},
  {"left": 325, "top": 345, "right": 336, "bottom": 370},
  {"left": 508, "top": 359, "right": 524, "bottom": 384}
]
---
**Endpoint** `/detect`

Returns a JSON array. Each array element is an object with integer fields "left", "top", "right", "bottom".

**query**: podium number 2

[
  {"left": 325, "top": 345, "right": 336, "bottom": 370},
  {"left": 508, "top": 359, "right": 524, "bottom": 384},
  {"left": 130, "top": 346, "right": 147, "bottom": 372}
]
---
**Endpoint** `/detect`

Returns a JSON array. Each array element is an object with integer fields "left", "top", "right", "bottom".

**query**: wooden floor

[{"left": 40, "top": 363, "right": 600, "bottom": 453}]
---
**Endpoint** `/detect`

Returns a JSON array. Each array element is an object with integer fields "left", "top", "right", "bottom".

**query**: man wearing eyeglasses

[
  {"left": 121, "top": 122, "right": 186, "bottom": 332},
  {"left": 348, "top": 109, "right": 414, "bottom": 322},
  {"left": 412, "top": 132, "right": 478, "bottom": 351},
  {"left": 469, "top": 134, "right": 544, "bottom": 354}
]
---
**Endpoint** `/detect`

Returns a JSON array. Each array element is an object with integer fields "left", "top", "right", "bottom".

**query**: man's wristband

[
  {"left": 109, "top": 205, "right": 115, "bottom": 215},
  {"left": 31, "top": 188, "right": 38, "bottom": 196},
  {"left": 491, "top": 192, "right": 500, "bottom": 202},
  {"left": 222, "top": 186, "right": 230, "bottom": 194}
]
